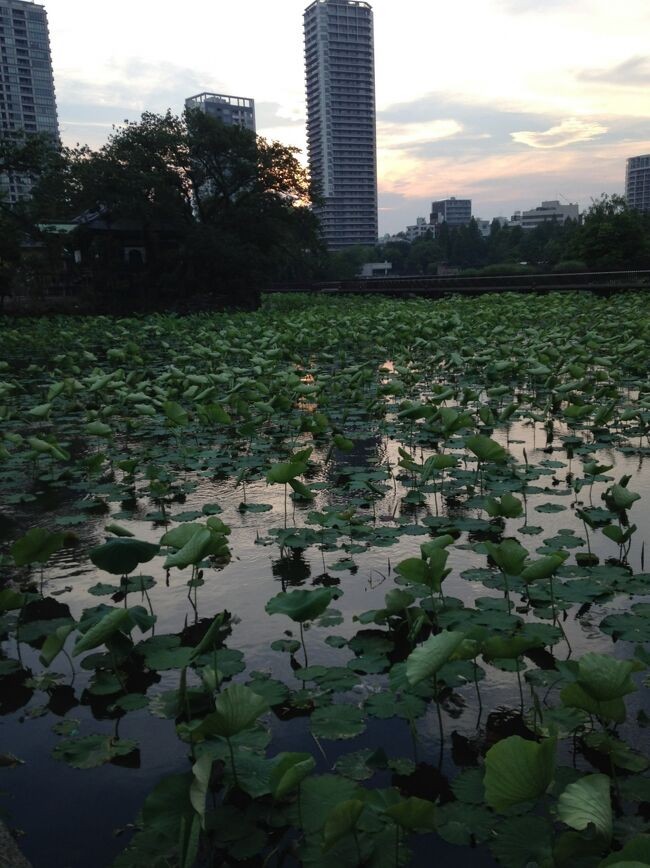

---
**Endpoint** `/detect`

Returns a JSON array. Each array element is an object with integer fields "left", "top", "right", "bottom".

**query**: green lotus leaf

[
  {"left": 270, "top": 751, "right": 316, "bottom": 800},
  {"left": 385, "top": 797, "right": 437, "bottom": 831},
  {"left": 85, "top": 421, "right": 112, "bottom": 437},
  {"left": 557, "top": 774, "right": 612, "bottom": 840},
  {"left": 164, "top": 528, "right": 211, "bottom": 569},
  {"left": 12, "top": 528, "right": 66, "bottom": 566},
  {"left": 322, "top": 798, "right": 364, "bottom": 851},
  {"left": 485, "top": 493, "right": 523, "bottom": 518},
  {"left": 485, "top": 538, "right": 528, "bottom": 576},
  {"left": 105, "top": 523, "right": 135, "bottom": 538},
  {"left": 406, "top": 630, "right": 465, "bottom": 686},
  {"left": 575, "top": 653, "right": 644, "bottom": 702},
  {"left": 490, "top": 815, "right": 555, "bottom": 868},
  {"left": 299, "top": 775, "right": 360, "bottom": 834},
  {"left": 484, "top": 735, "right": 557, "bottom": 811},
  {"left": 521, "top": 551, "right": 569, "bottom": 582},
  {"left": 90, "top": 538, "right": 159, "bottom": 575},
  {"left": 198, "top": 683, "right": 268, "bottom": 738},
  {"left": 265, "top": 588, "right": 333, "bottom": 623},
  {"left": 39, "top": 623, "right": 75, "bottom": 667},
  {"left": 434, "top": 802, "right": 493, "bottom": 845},
  {"left": 310, "top": 704, "right": 365, "bottom": 740},
  {"left": 598, "top": 835, "right": 650, "bottom": 868},
  {"left": 163, "top": 401, "right": 189, "bottom": 427},
  {"left": 465, "top": 433, "right": 508, "bottom": 464},
  {"left": 53, "top": 735, "right": 138, "bottom": 769},
  {"left": 72, "top": 607, "right": 133, "bottom": 656},
  {"left": 288, "top": 478, "right": 315, "bottom": 500}
]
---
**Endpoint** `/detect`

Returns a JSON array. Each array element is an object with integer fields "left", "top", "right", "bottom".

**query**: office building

[
  {"left": 511, "top": 200, "right": 579, "bottom": 230},
  {"left": 626, "top": 154, "right": 650, "bottom": 213},
  {"left": 430, "top": 198, "right": 472, "bottom": 227},
  {"left": 185, "top": 92, "right": 256, "bottom": 133},
  {"left": 0, "top": 0, "right": 59, "bottom": 203},
  {"left": 304, "top": 0, "right": 378, "bottom": 249}
]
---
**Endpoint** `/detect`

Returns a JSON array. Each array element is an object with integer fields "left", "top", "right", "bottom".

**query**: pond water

[{"left": 1, "top": 293, "right": 650, "bottom": 868}]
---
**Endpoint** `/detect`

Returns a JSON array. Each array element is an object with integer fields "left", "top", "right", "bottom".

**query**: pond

[{"left": 1, "top": 292, "right": 650, "bottom": 868}]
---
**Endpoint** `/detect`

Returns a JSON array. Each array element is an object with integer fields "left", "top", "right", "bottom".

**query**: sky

[{"left": 43, "top": 0, "right": 650, "bottom": 235}]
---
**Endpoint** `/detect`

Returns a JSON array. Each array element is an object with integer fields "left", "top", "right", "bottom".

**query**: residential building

[
  {"left": 304, "top": 0, "right": 378, "bottom": 249},
  {"left": 0, "top": 0, "right": 59, "bottom": 204},
  {"left": 405, "top": 217, "right": 433, "bottom": 242},
  {"left": 430, "top": 197, "right": 472, "bottom": 227},
  {"left": 515, "top": 200, "right": 579, "bottom": 230},
  {"left": 184, "top": 92, "right": 256, "bottom": 132},
  {"left": 626, "top": 154, "right": 650, "bottom": 213}
]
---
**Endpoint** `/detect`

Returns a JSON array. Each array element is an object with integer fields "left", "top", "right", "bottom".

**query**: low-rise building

[
  {"left": 514, "top": 200, "right": 579, "bottom": 230},
  {"left": 405, "top": 217, "right": 433, "bottom": 242}
]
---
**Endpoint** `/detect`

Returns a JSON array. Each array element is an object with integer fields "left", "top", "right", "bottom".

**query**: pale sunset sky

[{"left": 44, "top": 0, "right": 650, "bottom": 234}]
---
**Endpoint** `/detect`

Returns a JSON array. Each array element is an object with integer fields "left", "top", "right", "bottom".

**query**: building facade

[
  {"left": 304, "top": 0, "right": 378, "bottom": 249},
  {"left": 184, "top": 92, "right": 256, "bottom": 132},
  {"left": 626, "top": 154, "right": 650, "bottom": 213},
  {"left": 511, "top": 200, "right": 579, "bottom": 230},
  {"left": 430, "top": 197, "right": 472, "bottom": 227},
  {"left": 0, "top": 0, "right": 59, "bottom": 204}
]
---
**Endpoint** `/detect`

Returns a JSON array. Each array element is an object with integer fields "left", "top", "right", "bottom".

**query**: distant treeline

[{"left": 324, "top": 198, "right": 650, "bottom": 280}]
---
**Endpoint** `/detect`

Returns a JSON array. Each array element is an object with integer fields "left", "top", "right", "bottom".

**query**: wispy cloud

[
  {"left": 578, "top": 55, "right": 650, "bottom": 86},
  {"left": 511, "top": 118, "right": 607, "bottom": 149}
]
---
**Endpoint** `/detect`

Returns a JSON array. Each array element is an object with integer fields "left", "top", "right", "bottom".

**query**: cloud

[
  {"left": 578, "top": 55, "right": 650, "bottom": 86},
  {"left": 498, "top": 0, "right": 572, "bottom": 12},
  {"left": 511, "top": 118, "right": 607, "bottom": 149},
  {"left": 379, "top": 119, "right": 463, "bottom": 150},
  {"left": 57, "top": 60, "right": 308, "bottom": 152},
  {"left": 374, "top": 90, "right": 650, "bottom": 232}
]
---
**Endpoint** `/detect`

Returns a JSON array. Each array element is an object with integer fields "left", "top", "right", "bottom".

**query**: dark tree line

[
  {"left": 325, "top": 198, "right": 650, "bottom": 280},
  {"left": 0, "top": 110, "right": 326, "bottom": 308}
]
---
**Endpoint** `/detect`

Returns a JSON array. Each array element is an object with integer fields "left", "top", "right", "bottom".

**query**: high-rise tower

[
  {"left": 626, "top": 154, "right": 650, "bottom": 213},
  {"left": 304, "top": 0, "right": 378, "bottom": 249},
  {"left": 0, "top": 0, "right": 59, "bottom": 204}
]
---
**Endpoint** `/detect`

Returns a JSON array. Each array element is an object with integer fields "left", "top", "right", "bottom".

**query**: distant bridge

[{"left": 266, "top": 269, "right": 650, "bottom": 297}]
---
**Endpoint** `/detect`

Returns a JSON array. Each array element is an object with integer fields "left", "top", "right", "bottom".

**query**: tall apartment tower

[
  {"left": 185, "top": 92, "right": 256, "bottom": 133},
  {"left": 304, "top": 0, "right": 378, "bottom": 249},
  {"left": 626, "top": 154, "right": 650, "bottom": 213},
  {"left": 0, "top": 0, "right": 59, "bottom": 204}
]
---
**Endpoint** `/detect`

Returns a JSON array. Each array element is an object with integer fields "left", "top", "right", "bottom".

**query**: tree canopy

[{"left": 2, "top": 110, "right": 324, "bottom": 308}]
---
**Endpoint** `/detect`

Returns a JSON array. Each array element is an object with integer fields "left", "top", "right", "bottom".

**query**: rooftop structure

[{"left": 304, "top": 0, "right": 378, "bottom": 249}]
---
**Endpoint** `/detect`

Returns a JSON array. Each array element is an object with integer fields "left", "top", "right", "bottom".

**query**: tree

[
  {"left": 25, "top": 110, "right": 324, "bottom": 307},
  {"left": 571, "top": 194, "right": 650, "bottom": 269}
]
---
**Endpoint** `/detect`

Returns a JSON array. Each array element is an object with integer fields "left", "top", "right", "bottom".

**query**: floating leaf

[
  {"left": 53, "top": 735, "right": 138, "bottom": 769},
  {"left": 310, "top": 704, "right": 365, "bottom": 740}
]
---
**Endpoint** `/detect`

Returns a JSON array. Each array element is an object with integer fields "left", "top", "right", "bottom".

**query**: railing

[{"left": 266, "top": 270, "right": 650, "bottom": 295}]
